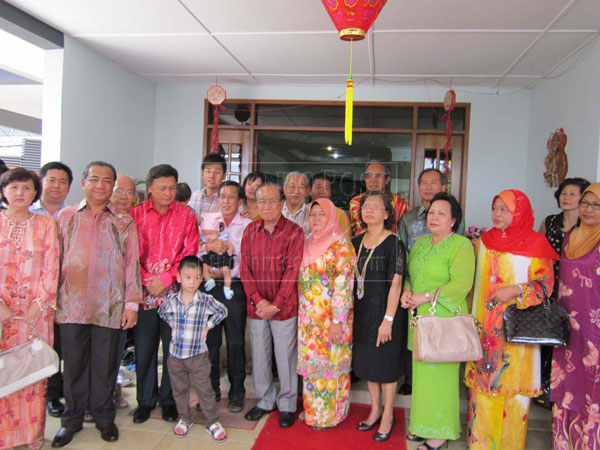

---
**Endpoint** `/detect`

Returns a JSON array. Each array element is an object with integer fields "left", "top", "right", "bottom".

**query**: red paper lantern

[{"left": 322, "top": 0, "right": 388, "bottom": 41}]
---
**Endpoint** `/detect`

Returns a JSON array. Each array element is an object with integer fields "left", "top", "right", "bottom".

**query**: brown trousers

[{"left": 167, "top": 353, "right": 218, "bottom": 425}]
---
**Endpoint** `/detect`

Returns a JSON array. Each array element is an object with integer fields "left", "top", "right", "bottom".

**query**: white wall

[
  {"left": 155, "top": 83, "right": 532, "bottom": 227},
  {"left": 527, "top": 37, "right": 600, "bottom": 228},
  {"left": 45, "top": 36, "right": 156, "bottom": 202}
]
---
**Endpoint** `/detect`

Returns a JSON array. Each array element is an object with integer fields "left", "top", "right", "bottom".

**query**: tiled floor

[{"left": 37, "top": 375, "right": 553, "bottom": 449}]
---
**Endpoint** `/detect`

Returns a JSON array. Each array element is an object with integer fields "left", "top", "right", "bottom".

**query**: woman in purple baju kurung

[{"left": 551, "top": 182, "right": 600, "bottom": 449}]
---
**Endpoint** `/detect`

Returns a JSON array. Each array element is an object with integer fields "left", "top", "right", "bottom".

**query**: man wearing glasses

[
  {"left": 240, "top": 182, "right": 304, "bottom": 428},
  {"left": 202, "top": 181, "right": 251, "bottom": 413},
  {"left": 349, "top": 160, "right": 408, "bottom": 235}
]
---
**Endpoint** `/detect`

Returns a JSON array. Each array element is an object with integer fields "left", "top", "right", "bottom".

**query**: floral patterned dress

[
  {"left": 551, "top": 234, "right": 600, "bottom": 449},
  {"left": 297, "top": 238, "right": 355, "bottom": 428},
  {"left": 0, "top": 213, "right": 59, "bottom": 449},
  {"left": 465, "top": 239, "right": 554, "bottom": 450}
]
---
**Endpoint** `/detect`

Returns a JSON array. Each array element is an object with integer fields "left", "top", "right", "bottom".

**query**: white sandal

[
  {"left": 173, "top": 419, "right": 193, "bottom": 438},
  {"left": 206, "top": 421, "right": 227, "bottom": 443}
]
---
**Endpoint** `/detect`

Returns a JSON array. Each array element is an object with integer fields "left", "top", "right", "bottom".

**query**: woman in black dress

[
  {"left": 352, "top": 191, "right": 405, "bottom": 442},
  {"left": 539, "top": 177, "right": 590, "bottom": 299}
]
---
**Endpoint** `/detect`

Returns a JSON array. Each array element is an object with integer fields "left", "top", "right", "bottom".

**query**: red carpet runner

[{"left": 252, "top": 404, "right": 407, "bottom": 450}]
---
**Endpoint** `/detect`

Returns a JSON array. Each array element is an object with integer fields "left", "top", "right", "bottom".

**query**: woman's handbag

[
  {"left": 0, "top": 317, "right": 59, "bottom": 398},
  {"left": 503, "top": 279, "right": 571, "bottom": 346},
  {"left": 411, "top": 287, "right": 483, "bottom": 363}
]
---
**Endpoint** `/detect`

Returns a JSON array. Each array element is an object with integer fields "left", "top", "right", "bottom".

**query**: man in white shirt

[
  {"left": 281, "top": 171, "right": 310, "bottom": 235},
  {"left": 201, "top": 181, "right": 251, "bottom": 413}
]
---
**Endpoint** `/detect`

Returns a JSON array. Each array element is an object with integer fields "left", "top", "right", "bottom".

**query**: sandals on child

[
  {"left": 173, "top": 419, "right": 193, "bottom": 438},
  {"left": 206, "top": 421, "right": 227, "bottom": 443}
]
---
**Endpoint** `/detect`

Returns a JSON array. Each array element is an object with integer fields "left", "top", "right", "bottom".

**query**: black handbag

[{"left": 503, "top": 279, "right": 571, "bottom": 346}]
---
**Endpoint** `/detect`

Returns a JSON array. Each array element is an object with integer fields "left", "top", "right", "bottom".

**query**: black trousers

[
  {"left": 60, "top": 324, "right": 120, "bottom": 428},
  {"left": 204, "top": 279, "right": 247, "bottom": 401},
  {"left": 134, "top": 307, "right": 175, "bottom": 408},
  {"left": 47, "top": 322, "right": 63, "bottom": 401}
]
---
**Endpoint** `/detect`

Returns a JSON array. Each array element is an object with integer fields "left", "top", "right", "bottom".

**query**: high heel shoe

[
  {"left": 418, "top": 440, "right": 449, "bottom": 450},
  {"left": 407, "top": 432, "right": 425, "bottom": 442},
  {"left": 357, "top": 413, "right": 382, "bottom": 431},
  {"left": 373, "top": 417, "right": 395, "bottom": 442}
]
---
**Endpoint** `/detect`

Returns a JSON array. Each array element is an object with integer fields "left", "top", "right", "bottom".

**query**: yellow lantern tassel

[
  {"left": 345, "top": 40, "right": 354, "bottom": 145},
  {"left": 345, "top": 76, "right": 353, "bottom": 145}
]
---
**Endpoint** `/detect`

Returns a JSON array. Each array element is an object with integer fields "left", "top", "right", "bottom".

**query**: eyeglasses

[
  {"left": 362, "top": 204, "right": 385, "bottom": 211},
  {"left": 256, "top": 198, "right": 280, "bottom": 206},
  {"left": 580, "top": 200, "right": 600, "bottom": 211},
  {"left": 114, "top": 189, "right": 135, "bottom": 198},
  {"left": 363, "top": 172, "right": 386, "bottom": 179}
]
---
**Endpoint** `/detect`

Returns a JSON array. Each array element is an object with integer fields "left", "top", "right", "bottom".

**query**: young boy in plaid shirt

[{"left": 158, "top": 255, "right": 228, "bottom": 441}]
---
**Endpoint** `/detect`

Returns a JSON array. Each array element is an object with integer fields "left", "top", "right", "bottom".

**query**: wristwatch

[{"left": 384, "top": 315, "right": 394, "bottom": 323}]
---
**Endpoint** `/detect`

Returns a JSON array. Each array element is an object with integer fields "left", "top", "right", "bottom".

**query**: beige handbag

[
  {"left": 411, "top": 287, "right": 483, "bottom": 363},
  {"left": 0, "top": 317, "right": 59, "bottom": 398}
]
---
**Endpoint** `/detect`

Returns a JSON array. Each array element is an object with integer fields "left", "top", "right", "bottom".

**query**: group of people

[{"left": 0, "top": 152, "right": 598, "bottom": 450}]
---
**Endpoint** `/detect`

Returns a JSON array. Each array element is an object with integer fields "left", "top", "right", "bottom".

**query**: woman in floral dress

[
  {"left": 0, "top": 168, "right": 59, "bottom": 450},
  {"left": 551, "top": 182, "right": 600, "bottom": 449},
  {"left": 465, "top": 190, "right": 557, "bottom": 450},
  {"left": 297, "top": 198, "right": 356, "bottom": 429}
]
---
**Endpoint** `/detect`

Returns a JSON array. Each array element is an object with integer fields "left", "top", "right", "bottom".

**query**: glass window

[
  {"left": 256, "top": 104, "right": 345, "bottom": 127},
  {"left": 354, "top": 106, "right": 413, "bottom": 129},
  {"left": 417, "top": 106, "right": 465, "bottom": 131},
  {"left": 208, "top": 103, "right": 252, "bottom": 125},
  {"left": 256, "top": 130, "right": 411, "bottom": 210}
]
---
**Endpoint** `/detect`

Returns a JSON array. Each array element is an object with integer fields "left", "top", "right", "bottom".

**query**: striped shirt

[
  {"left": 240, "top": 214, "right": 304, "bottom": 321},
  {"left": 282, "top": 201, "right": 310, "bottom": 236},
  {"left": 158, "top": 290, "right": 227, "bottom": 359}
]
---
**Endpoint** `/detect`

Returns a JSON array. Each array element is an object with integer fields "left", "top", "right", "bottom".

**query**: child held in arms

[
  {"left": 200, "top": 212, "right": 235, "bottom": 300},
  {"left": 158, "top": 256, "right": 228, "bottom": 442}
]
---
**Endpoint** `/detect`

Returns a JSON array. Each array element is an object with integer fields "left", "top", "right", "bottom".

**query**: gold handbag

[{"left": 410, "top": 287, "right": 483, "bottom": 363}]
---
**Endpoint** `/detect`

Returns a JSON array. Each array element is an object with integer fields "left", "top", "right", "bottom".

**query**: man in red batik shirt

[{"left": 130, "top": 164, "right": 199, "bottom": 424}]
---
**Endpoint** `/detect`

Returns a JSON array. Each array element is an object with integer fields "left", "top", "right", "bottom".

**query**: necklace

[
  {"left": 354, "top": 229, "right": 386, "bottom": 299},
  {"left": 2, "top": 211, "right": 34, "bottom": 249}
]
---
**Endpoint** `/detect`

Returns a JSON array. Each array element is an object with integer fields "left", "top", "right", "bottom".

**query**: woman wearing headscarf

[
  {"left": 551, "top": 183, "right": 600, "bottom": 449},
  {"left": 465, "top": 190, "right": 558, "bottom": 450},
  {"left": 536, "top": 177, "right": 590, "bottom": 409},
  {"left": 297, "top": 198, "right": 356, "bottom": 429}
]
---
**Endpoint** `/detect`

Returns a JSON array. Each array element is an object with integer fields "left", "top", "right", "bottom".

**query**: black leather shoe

[
  {"left": 47, "top": 399, "right": 65, "bottom": 417},
  {"left": 162, "top": 405, "right": 178, "bottom": 422},
  {"left": 96, "top": 422, "right": 119, "bottom": 442},
  {"left": 228, "top": 398, "right": 245, "bottom": 413},
  {"left": 374, "top": 417, "right": 395, "bottom": 442},
  {"left": 244, "top": 406, "right": 274, "bottom": 421},
  {"left": 398, "top": 382, "right": 412, "bottom": 395},
  {"left": 133, "top": 406, "right": 152, "bottom": 424},
  {"left": 407, "top": 432, "right": 425, "bottom": 442},
  {"left": 279, "top": 411, "right": 295, "bottom": 428},
  {"left": 357, "top": 414, "right": 382, "bottom": 431},
  {"left": 51, "top": 426, "right": 82, "bottom": 448}
]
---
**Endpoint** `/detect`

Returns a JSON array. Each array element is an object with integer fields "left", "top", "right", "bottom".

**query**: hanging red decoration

[
  {"left": 322, "top": 0, "right": 387, "bottom": 145},
  {"left": 207, "top": 85, "right": 227, "bottom": 154},
  {"left": 544, "top": 128, "right": 568, "bottom": 187},
  {"left": 441, "top": 89, "right": 456, "bottom": 183}
]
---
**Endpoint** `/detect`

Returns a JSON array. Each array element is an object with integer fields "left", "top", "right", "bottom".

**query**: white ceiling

[{"left": 4, "top": 0, "right": 600, "bottom": 93}]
